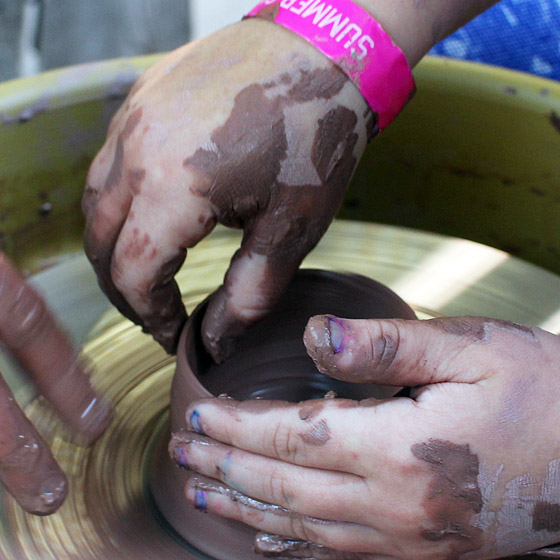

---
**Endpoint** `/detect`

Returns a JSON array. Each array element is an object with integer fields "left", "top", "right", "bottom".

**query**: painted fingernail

[
  {"left": 328, "top": 317, "right": 345, "bottom": 354},
  {"left": 194, "top": 489, "right": 208, "bottom": 512},
  {"left": 171, "top": 444, "right": 189, "bottom": 469},
  {"left": 189, "top": 410, "right": 203, "bottom": 433}
]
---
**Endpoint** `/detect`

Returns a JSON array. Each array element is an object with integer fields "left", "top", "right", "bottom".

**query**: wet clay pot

[{"left": 151, "top": 269, "right": 416, "bottom": 560}]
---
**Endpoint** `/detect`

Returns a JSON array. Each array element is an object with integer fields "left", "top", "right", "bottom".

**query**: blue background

[{"left": 430, "top": 0, "right": 560, "bottom": 81}]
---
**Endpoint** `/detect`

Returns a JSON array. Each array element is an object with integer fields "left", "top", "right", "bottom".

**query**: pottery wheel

[{"left": 1, "top": 220, "right": 560, "bottom": 560}]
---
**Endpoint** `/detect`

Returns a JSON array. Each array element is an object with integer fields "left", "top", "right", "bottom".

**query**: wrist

[
  {"left": 352, "top": 0, "right": 499, "bottom": 67},
  {"left": 350, "top": 0, "right": 433, "bottom": 67},
  {"left": 246, "top": 0, "right": 416, "bottom": 130}
]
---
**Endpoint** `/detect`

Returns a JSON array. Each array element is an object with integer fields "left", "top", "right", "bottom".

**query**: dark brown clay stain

[
  {"left": 411, "top": 439, "right": 483, "bottom": 557},
  {"left": 298, "top": 398, "right": 360, "bottom": 422},
  {"left": 122, "top": 228, "right": 152, "bottom": 260},
  {"left": 127, "top": 168, "right": 146, "bottom": 195},
  {"left": 184, "top": 83, "right": 287, "bottom": 227},
  {"left": 141, "top": 251, "right": 187, "bottom": 340},
  {"left": 532, "top": 501, "right": 560, "bottom": 532},
  {"left": 122, "top": 107, "right": 143, "bottom": 139},
  {"left": 312, "top": 107, "right": 358, "bottom": 185},
  {"left": 287, "top": 67, "right": 347, "bottom": 103},
  {"left": 183, "top": 69, "right": 361, "bottom": 361},
  {"left": 299, "top": 419, "right": 331, "bottom": 446},
  {"left": 550, "top": 111, "right": 560, "bottom": 134},
  {"left": 103, "top": 135, "right": 125, "bottom": 193}
]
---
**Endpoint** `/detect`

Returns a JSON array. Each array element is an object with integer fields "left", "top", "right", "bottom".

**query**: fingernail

[
  {"left": 171, "top": 444, "right": 189, "bottom": 469},
  {"left": 21, "top": 473, "right": 68, "bottom": 515},
  {"left": 39, "top": 474, "right": 68, "bottom": 508},
  {"left": 189, "top": 410, "right": 203, "bottom": 433},
  {"left": 78, "top": 396, "right": 113, "bottom": 445},
  {"left": 328, "top": 317, "right": 345, "bottom": 354},
  {"left": 194, "top": 489, "right": 208, "bottom": 512}
]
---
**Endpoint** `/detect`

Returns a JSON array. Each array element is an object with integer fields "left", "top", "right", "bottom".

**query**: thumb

[{"left": 304, "top": 315, "right": 501, "bottom": 387}]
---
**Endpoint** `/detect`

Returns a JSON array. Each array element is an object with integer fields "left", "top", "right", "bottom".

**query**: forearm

[{"left": 354, "top": 0, "right": 500, "bottom": 67}]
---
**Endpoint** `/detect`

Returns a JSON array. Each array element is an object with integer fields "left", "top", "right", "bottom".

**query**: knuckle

[
  {"left": 269, "top": 424, "right": 305, "bottom": 464},
  {"left": 367, "top": 320, "right": 402, "bottom": 377},
  {"left": 289, "top": 515, "right": 321, "bottom": 544},
  {"left": 267, "top": 469, "right": 294, "bottom": 507}
]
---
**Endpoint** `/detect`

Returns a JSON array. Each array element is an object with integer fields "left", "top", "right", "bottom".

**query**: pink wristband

[{"left": 245, "top": 0, "right": 415, "bottom": 131}]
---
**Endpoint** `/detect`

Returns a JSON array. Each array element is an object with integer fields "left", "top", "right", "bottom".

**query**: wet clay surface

[
  {"left": 411, "top": 439, "right": 484, "bottom": 558},
  {"left": 179, "top": 270, "right": 415, "bottom": 408},
  {"left": 254, "top": 532, "right": 353, "bottom": 559},
  {"left": 152, "top": 270, "right": 415, "bottom": 560}
]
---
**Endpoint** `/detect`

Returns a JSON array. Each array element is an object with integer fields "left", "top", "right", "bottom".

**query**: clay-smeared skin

[
  {"left": 255, "top": 532, "right": 368, "bottom": 559},
  {"left": 299, "top": 419, "right": 331, "bottom": 447},
  {"left": 426, "top": 317, "right": 538, "bottom": 344},
  {"left": 0, "top": 254, "right": 111, "bottom": 514},
  {"left": 83, "top": 19, "right": 371, "bottom": 359},
  {"left": 533, "top": 502, "right": 560, "bottom": 533},
  {"left": 186, "top": 72, "right": 361, "bottom": 362},
  {"left": 166, "top": 307, "right": 560, "bottom": 559},
  {"left": 411, "top": 440, "right": 484, "bottom": 556}
]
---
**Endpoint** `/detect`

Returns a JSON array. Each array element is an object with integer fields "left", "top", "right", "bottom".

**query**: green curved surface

[{"left": 1, "top": 55, "right": 560, "bottom": 274}]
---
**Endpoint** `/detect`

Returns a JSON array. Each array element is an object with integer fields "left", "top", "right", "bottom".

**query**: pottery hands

[
  {"left": 0, "top": 254, "right": 112, "bottom": 515},
  {"left": 171, "top": 315, "right": 560, "bottom": 559},
  {"left": 82, "top": 20, "right": 372, "bottom": 362}
]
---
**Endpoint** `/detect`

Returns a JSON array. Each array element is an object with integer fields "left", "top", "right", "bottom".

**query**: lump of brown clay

[{"left": 150, "top": 269, "right": 416, "bottom": 560}]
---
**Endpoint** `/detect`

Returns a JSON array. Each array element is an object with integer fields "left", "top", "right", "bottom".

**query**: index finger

[{"left": 183, "top": 396, "right": 413, "bottom": 476}]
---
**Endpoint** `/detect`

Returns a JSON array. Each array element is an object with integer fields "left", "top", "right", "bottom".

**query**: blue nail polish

[
  {"left": 190, "top": 410, "right": 203, "bottom": 433},
  {"left": 173, "top": 445, "right": 189, "bottom": 468},
  {"left": 194, "top": 489, "right": 208, "bottom": 512},
  {"left": 328, "top": 317, "right": 345, "bottom": 354}
]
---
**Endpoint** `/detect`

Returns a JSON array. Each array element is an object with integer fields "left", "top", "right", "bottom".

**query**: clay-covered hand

[
  {"left": 170, "top": 315, "right": 560, "bottom": 559},
  {"left": 0, "top": 254, "right": 112, "bottom": 515},
  {"left": 82, "top": 19, "right": 373, "bottom": 361}
]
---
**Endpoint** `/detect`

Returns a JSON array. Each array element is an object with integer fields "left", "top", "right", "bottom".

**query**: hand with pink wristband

[
  {"left": 81, "top": 1, "right": 560, "bottom": 557},
  {"left": 84, "top": 0, "right": 495, "bottom": 363}
]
